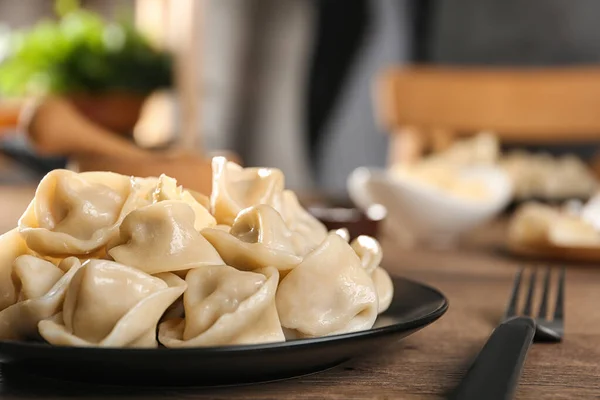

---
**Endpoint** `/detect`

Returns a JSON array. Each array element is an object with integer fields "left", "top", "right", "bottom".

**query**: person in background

[
  {"left": 201, "top": 0, "right": 410, "bottom": 194},
  {"left": 204, "top": 0, "right": 600, "bottom": 196}
]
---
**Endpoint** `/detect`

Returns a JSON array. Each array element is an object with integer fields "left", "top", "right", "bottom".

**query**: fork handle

[{"left": 452, "top": 316, "right": 536, "bottom": 400}]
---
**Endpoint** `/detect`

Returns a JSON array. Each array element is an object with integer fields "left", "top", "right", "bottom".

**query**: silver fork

[
  {"left": 452, "top": 267, "right": 565, "bottom": 400},
  {"left": 505, "top": 267, "right": 565, "bottom": 342}
]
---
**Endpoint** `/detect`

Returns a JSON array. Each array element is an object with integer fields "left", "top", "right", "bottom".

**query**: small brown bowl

[{"left": 303, "top": 196, "right": 385, "bottom": 240}]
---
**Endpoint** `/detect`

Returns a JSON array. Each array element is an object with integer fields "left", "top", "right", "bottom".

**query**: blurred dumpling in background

[
  {"left": 18, "top": 170, "right": 135, "bottom": 256},
  {"left": 159, "top": 265, "right": 284, "bottom": 347},
  {"left": 507, "top": 202, "right": 558, "bottom": 248},
  {"left": 500, "top": 151, "right": 597, "bottom": 200},
  {"left": 276, "top": 233, "right": 378, "bottom": 338},
  {"left": 38, "top": 260, "right": 186, "bottom": 347},
  {"left": 210, "top": 157, "right": 285, "bottom": 226},
  {"left": 508, "top": 201, "right": 600, "bottom": 249},
  {"left": 107, "top": 201, "right": 224, "bottom": 274},
  {"left": 548, "top": 216, "right": 600, "bottom": 247},
  {"left": 201, "top": 205, "right": 303, "bottom": 273},
  {"left": 429, "top": 132, "right": 500, "bottom": 166},
  {"left": 0, "top": 256, "right": 82, "bottom": 340}
]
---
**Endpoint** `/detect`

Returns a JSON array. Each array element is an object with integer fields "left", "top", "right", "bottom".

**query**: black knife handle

[{"left": 452, "top": 316, "right": 536, "bottom": 400}]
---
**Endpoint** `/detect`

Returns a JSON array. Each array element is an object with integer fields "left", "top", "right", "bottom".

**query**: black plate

[{"left": 0, "top": 276, "right": 447, "bottom": 387}]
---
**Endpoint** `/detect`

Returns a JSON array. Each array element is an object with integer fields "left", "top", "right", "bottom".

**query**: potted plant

[{"left": 0, "top": 0, "right": 172, "bottom": 135}]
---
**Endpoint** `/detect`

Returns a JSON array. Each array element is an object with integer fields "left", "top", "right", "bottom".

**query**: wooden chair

[{"left": 375, "top": 66, "right": 600, "bottom": 167}]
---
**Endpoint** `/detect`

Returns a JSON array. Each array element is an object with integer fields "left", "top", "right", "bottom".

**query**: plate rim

[{"left": 0, "top": 276, "right": 448, "bottom": 355}]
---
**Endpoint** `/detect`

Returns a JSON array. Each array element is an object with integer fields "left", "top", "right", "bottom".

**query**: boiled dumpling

[
  {"left": 507, "top": 202, "right": 557, "bottom": 247},
  {"left": 372, "top": 267, "right": 394, "bottom": 314},
  {"left": 276, "top": 233, "right": 378, "bottom": 338},
  {"left": 107, "top": 201, "right": 224, "bottom": 274},
  {"left": 14, "top": 255, "right": 64, "bottom": 301},
  {"left": 548, "top": 216, "right": 600, "bottom": 247},
  {"left": 213, "top": 224, "right": 232, "bottom": 233},
  {"left": 350, "top": 235, "right": 394, "bottom": 313},
  {"left": 128, "top": 176, "right": 160, "bottom": 206},
  {"left": 201, "top": 205, "right": 303, "bottom": 273},
  {"left": 187, "top": 189, "right": 210, "bottom": 209},
  {"left": 280, "top": 190, "right": 328, "bottom": 254},
  {"left": 331, "top": 228, "right": 350, "bottom": 242},
  {"left": 18, "top": 169, "right": 137, "bottom": 255},
  {"left": 152, "top": 174, "right": 216, "bottom": 230},
  {"left": 210, "top": 157, "right": 285, "bottom": 225},
  {"left": 350, "top": 235, "right": 382, "bottom": 275},
  {"left": 0, "top": 256, "right": 82, "bottom": 340},
  {"left": 158, "top": 265, "right": 284, "bottom": 347},
  {"left": 0, "top": 229, "right": 31, "bottom": 311},
  {"left": 38, "top": 260, "right": 186, "bottom": 347}
]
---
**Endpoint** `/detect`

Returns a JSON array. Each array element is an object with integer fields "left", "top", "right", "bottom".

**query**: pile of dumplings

[
  {"left": 508, "top": 200, "right": 600, "bottom": 249},
  {"left": 0, "top": 157, "right": 393, "bottom": 348}
]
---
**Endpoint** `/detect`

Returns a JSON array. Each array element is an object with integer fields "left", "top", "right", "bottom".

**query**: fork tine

[
  {"left": 553, "top": 267, "right": 566, "bottom": 321},
  {"left": 523, "top": 268, "right": 537, "bottom": 316},
  {"left": 505, "top": 268, "right": 524, "bottom": 318},
  {"left": 537, "top": 268, "right": 551, "bottom": 320}
]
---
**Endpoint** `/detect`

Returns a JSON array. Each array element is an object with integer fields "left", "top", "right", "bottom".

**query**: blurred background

[{"left": 2, "top": 0, "right": 600, "bottom": 202}]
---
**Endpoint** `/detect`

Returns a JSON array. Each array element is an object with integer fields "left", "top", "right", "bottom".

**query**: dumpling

[
  {"left": 331, "top": 228, "right": 350, "bottom": 242},
  {"left": 0, "top": 229, "right": 31, "bottom": 311},
  {"left": 276, "top": 233, "right": 378, "bottom": 338},
  {"left": 350, "top": 235, "right": 381, "bottom": 275},
  {"left": 18, "top": 169, "right": 136, "bottom": 255},
  {"left": 107, "top": 201, "right": 224, "bottom": 274},
  {"left": 372, "top": 267, "right": 394, "bottom": 314},
  {"left": 507, "top": 202, "right": 557, "bottom": 247},
  {"left": 129, "top": 176, "right": 160, "bottom": 205},
  {"left": 14, "top": 255, "right": 64, "bottom": 301},
  {"left": 0, "top": 256, "right": 82, "bottom": 340},
  {"left": 350, "top": 235, "right": 394, "bottom": 313},
  {"left": 213, "top": 224, "right": 232, "bottom": 233},
  {"left": 280, "top": 190, "right": 328, "bottom": 254},
  {"left": 201, "top": 205, "right": 303, "bottom": 273},
  {"left": 187, "top": 189, "right": 210, "bottom": 209},
  {"left": 158, "top": 265, "right": 284, "bottom": 347},
  {"left": 38, "top": 260, "right": 186, "bottom": 347},
  {"left": 151, "top": 174, "right": 216, "bottom": 231},
  {"left": 210, "top": 157, "right": 285, "bottom": 226}
]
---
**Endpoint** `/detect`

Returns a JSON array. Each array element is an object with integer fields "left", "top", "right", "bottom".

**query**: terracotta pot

[{"left": 67, "top": 92, "right": 147, "bottom": 136}]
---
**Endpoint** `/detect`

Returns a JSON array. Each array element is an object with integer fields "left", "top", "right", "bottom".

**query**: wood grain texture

[
  {"left": 1, "top": 190, "right": 600, "bottom": 399},
  {"left": 376, "top": 66, "right": 600, "bottom": 143}
]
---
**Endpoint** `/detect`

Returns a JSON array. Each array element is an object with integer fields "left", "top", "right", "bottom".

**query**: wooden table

[{"left": 1, "top": 186, "right": 600, "bottom": 399}]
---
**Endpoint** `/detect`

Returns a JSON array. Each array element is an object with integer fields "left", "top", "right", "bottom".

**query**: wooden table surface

[{"left": 1, "top": 186, "right": 600, "bottom": 399}]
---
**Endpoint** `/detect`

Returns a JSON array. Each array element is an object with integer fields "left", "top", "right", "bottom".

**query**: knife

[{"left": 451, "top": 316, "right": 536, "bottom": 400}]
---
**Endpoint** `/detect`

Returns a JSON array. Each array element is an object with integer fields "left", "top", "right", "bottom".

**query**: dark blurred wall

[{"left": 426, "top": 0, "right": 600, "bottom": 65}]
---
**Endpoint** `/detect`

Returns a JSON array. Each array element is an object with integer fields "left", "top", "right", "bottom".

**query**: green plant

[{"left": 0, "top": 0, "right": 172, "bottom": 96}]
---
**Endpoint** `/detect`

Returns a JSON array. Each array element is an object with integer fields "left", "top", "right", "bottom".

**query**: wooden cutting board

[{"left": 507, "top": 240, "right": 600, "bottom": 264}]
